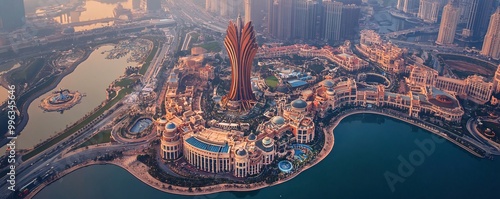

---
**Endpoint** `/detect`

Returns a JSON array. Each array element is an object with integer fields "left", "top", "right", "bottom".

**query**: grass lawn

[
  {"left": 194, "top": 42, "right": 221, "bottom": 52},
  {"left": 115, "top": 78, "right": 134, "bottom": 88},
  {"left": 139, "top": 40, "right": 159, "bottom": 75},
  {"left": 9, "top": 58, "right": 45, "bottom": 85},
  {"left": 265, "top": 75, "right": 279, "bottom": 88},
  {"left": 22, "top": 88, "right": 133, "bottom": 161},
  {"left": 77, "top": 130, "right": 112, "bottom": 148},
  {"left": 190, "top": 32, "right": 200, "bottom": 44}
]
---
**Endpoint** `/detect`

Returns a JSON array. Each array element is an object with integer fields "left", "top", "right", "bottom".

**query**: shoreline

[
  {"left": 1, "top": 43, "right": 118, "bottom": 149},
  {"left": 1, "top": 49, "right": 91, "bottom": 147},
  {"left": 28, "top": 109, "right": 488, "bottom": 197}
]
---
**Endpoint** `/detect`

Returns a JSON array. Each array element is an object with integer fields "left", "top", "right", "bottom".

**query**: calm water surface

[
  {"left": 34, "top": 114, "right": 500, "bottom": 199},
  {"left": 15, "top": 45, "right": 136, "bottom": 150}
]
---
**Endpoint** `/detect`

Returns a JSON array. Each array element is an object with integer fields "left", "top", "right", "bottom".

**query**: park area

[{"left": 265, "top": 75, "right": 279, "bottom": 89}]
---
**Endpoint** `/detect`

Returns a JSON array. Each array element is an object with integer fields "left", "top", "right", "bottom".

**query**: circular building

[
  {"left": 256, "top": 137, "right": 275, "bottom": 165},
  {"left": 160, "top": 122, "right": 182, "bottom": 160},
  {"left": 321, "top": 80, "right": 335, "bottom": 88},
  {"left": 291, "top": 99, "right": 308, "bottom": 112},
  {"left": 278, "top": 160, "right": 293, "bottom": 173},
  {"left": 234, "top": 148, "right": 249, "bottom": 177},
  {"left": 271, "top": 116, "right": 286, "bottom": 126}
]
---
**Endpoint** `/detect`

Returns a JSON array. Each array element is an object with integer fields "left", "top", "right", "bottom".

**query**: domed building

[
  {"left": 321, "top": 79, "right": 335, "bottom": 88},
  {"left": 290, "top": 118, "right": 315, "bottom": 144},
  {"left": 291, "top": 99, "right": 308, "bottom": 111},
  {"left": 160, "top": 122, "right": 182, "bottom": 160},
  {"left": 234, "top": 148, "right": 249, "bottom": 177},
  {"left": 271, "top": 116, "right": 286, "bottom": 126},
  {"left": 283, "top": 98, "right": 310, "bottom": 123},
  {"left": 155, "top": 117, "right": 168, "bottom": 136},
  {"left": 256, "top": 137, "right": 275, "bottom": 165},
  {"left": 247, "top": 133, "right": 257, "bottom": 142}
]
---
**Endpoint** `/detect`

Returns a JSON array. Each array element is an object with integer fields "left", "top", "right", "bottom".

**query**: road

[
  {"left": 0, "top": 26, "right": 178, "bottom": 198},
  {"left": 466, "top": 118, "right": 500, "bottom": 153},
  {"left": 166, "top": 0, "right": 228, "bottom": 33}
]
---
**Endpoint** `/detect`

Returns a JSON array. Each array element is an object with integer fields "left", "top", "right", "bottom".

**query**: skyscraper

[
  {"left": 222, "top": 15, "right": 258, "bottom": 111},
  {"left": 210, "top": 0, "right": 220, "bottom": 13},
  {"left": 206, "top": 0, "right": 212, "bottom": 11},
  {"left": 403, "top": 0, "right": 419, "bottom": 14},
  {"left": 481, "top": 7, "right": 500, "bottom": 60},
  {"left": 244, "top": 0, "right": 252, "bottom": 24},
  {"left": 436, "top": 0, "right": 460, "bottom": 45},
  {"left": 0, "top": 0, "right": 26, "bottom": 31},
  {"left": 294, "top": 0, "right": 321, "bottom": 40},
  {"left": 244, "top": 0, "right": 268, "bottom": 30},
  {"left": 340, "top": 4, "right": 360, "bottom": 40},
  {"left": 323, "top": 1, "right": 343, "bottom": 42},
  {"left": 141, "top": 0, "right": 161, "bottom": 12},
  {"left": 462, "top": 0, "right": 494, "bottom": 39},
  {"left": 267, "top": 0, "right": 294, "bottom": 40},
  {"left": 268, "top": 0, "right": 279, "bottom": 36},
  {"left": 418, "top": 0, "right": 440, "bottom": 23},
  {"left": 397, "top": 0, "right": 405, "bottom": 11},
  {"left": 212, "top": 0, "right": 240, "bottom": 17}
]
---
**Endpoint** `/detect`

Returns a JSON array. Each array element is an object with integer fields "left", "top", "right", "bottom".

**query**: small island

[{"left": 39, "top": 88, "right": 84, "bottom": 112}]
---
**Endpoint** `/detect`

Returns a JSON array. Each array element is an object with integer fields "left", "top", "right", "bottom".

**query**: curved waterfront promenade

[
  {"left": 28, "top": 108, "right": 489, "bottom": 198},
  {"left": 12, "top": 49, "right": 91, "bottom": 142}
]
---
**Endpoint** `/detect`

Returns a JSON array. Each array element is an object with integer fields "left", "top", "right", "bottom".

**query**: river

[
  {"left": 34, "top": 114, "right": 500, "bottom": 199},
  {"left": 52, "top": 0, "right": 137, "bottom": 31},
  {"left": 16, "top": 45, "right": 136, "bottom": 150}
]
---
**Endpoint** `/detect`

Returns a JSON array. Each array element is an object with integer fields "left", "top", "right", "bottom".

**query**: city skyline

[{"left": 1, "top": 0, "right": 500, "bottom": 198}]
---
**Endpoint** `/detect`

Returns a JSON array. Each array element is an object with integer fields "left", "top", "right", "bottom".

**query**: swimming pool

[{"left": 129, "top": 118, "right": 153, "bottom": 134}]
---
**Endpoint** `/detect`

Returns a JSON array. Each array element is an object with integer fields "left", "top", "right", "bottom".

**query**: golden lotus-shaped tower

[{"left": 221, "top": 15, "right": 258, "bottom": 111}]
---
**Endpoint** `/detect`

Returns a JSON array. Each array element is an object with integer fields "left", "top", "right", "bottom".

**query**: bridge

[
  {"left": 383, "top": 26, "right": 439, "bottom": 38},
  {"left": 63, "top": 18, "right": 118, "bottom": 27}
]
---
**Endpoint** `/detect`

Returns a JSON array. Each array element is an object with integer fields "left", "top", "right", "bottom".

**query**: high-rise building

[
  {"left": 141, "top": 0, "right": 161, "bottom": 12},
  {"left": 268, "top": 0, "right": 280, "bottom": 36},
  {"left": 322, "top": 1, "right": 360, "bottom": 43},
  {"left": 459, "top": 0, "right": 472, "bottom": 24},
  {"left": 462, "top": 0, "right": 494, "bottom": 39},
  {"left": 244, "top": 0, "right": 268, "bottom": 31},
  {"left": 397, "top": 0, "right": 405, "bottom": 11},
  {"left": 0, "top": 0, "right": 26, "bottom": 31},
  {"left": 206, "top": 0, "right": 212, "bottom": 11},
  {"left": 222, "top": 15, "right": 258, "bottom": 111},
  {"left": 418, "top": 0, "right": 440, "bottom": 23},
  {"left": 494, "top": 64, "right": 500, "bottom": 93},
  {"left": 244, "top": 0, "right": 252, "bottom": 24},
  {"left": 481, "top": 7, "right": 500, "bottom": 60},
  {"left": 436, "top": 0, "right": 460, "bottom": 45},
  {"left": 323, "top": 0, "right": 343, "bottom": 42},
  {"left": 210, "top": 0, "right": 220, "bottom": 13},
  {"left": 340, "top": 4, "right": 360, "bottom": 40},
  {"left": 403, "top": 0, "right": 419, "bottom": 14},
  {"left": 133, "top": 0, "right": 142, "bottom": 10},
  {"left": 268, "top": 0, "right": 294, "bottom": 40},
  {"left": 294, "top": 0, "right": 321, "bottom": 40}
]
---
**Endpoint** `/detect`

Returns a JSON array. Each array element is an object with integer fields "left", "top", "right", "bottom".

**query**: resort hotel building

[
  {"left": 408, "top": 65, "right": 495, "bottom": 104},
  {"left": 356, "top": 30, "right": 406, "bottom": 73},
  {"left": 156, "top": 97, "right": 316, "bottom": 177}
]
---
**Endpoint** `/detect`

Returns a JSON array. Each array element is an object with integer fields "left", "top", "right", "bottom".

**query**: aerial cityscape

[{"left": 0, "top": 0, "right": 499, "bottom": 198}]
